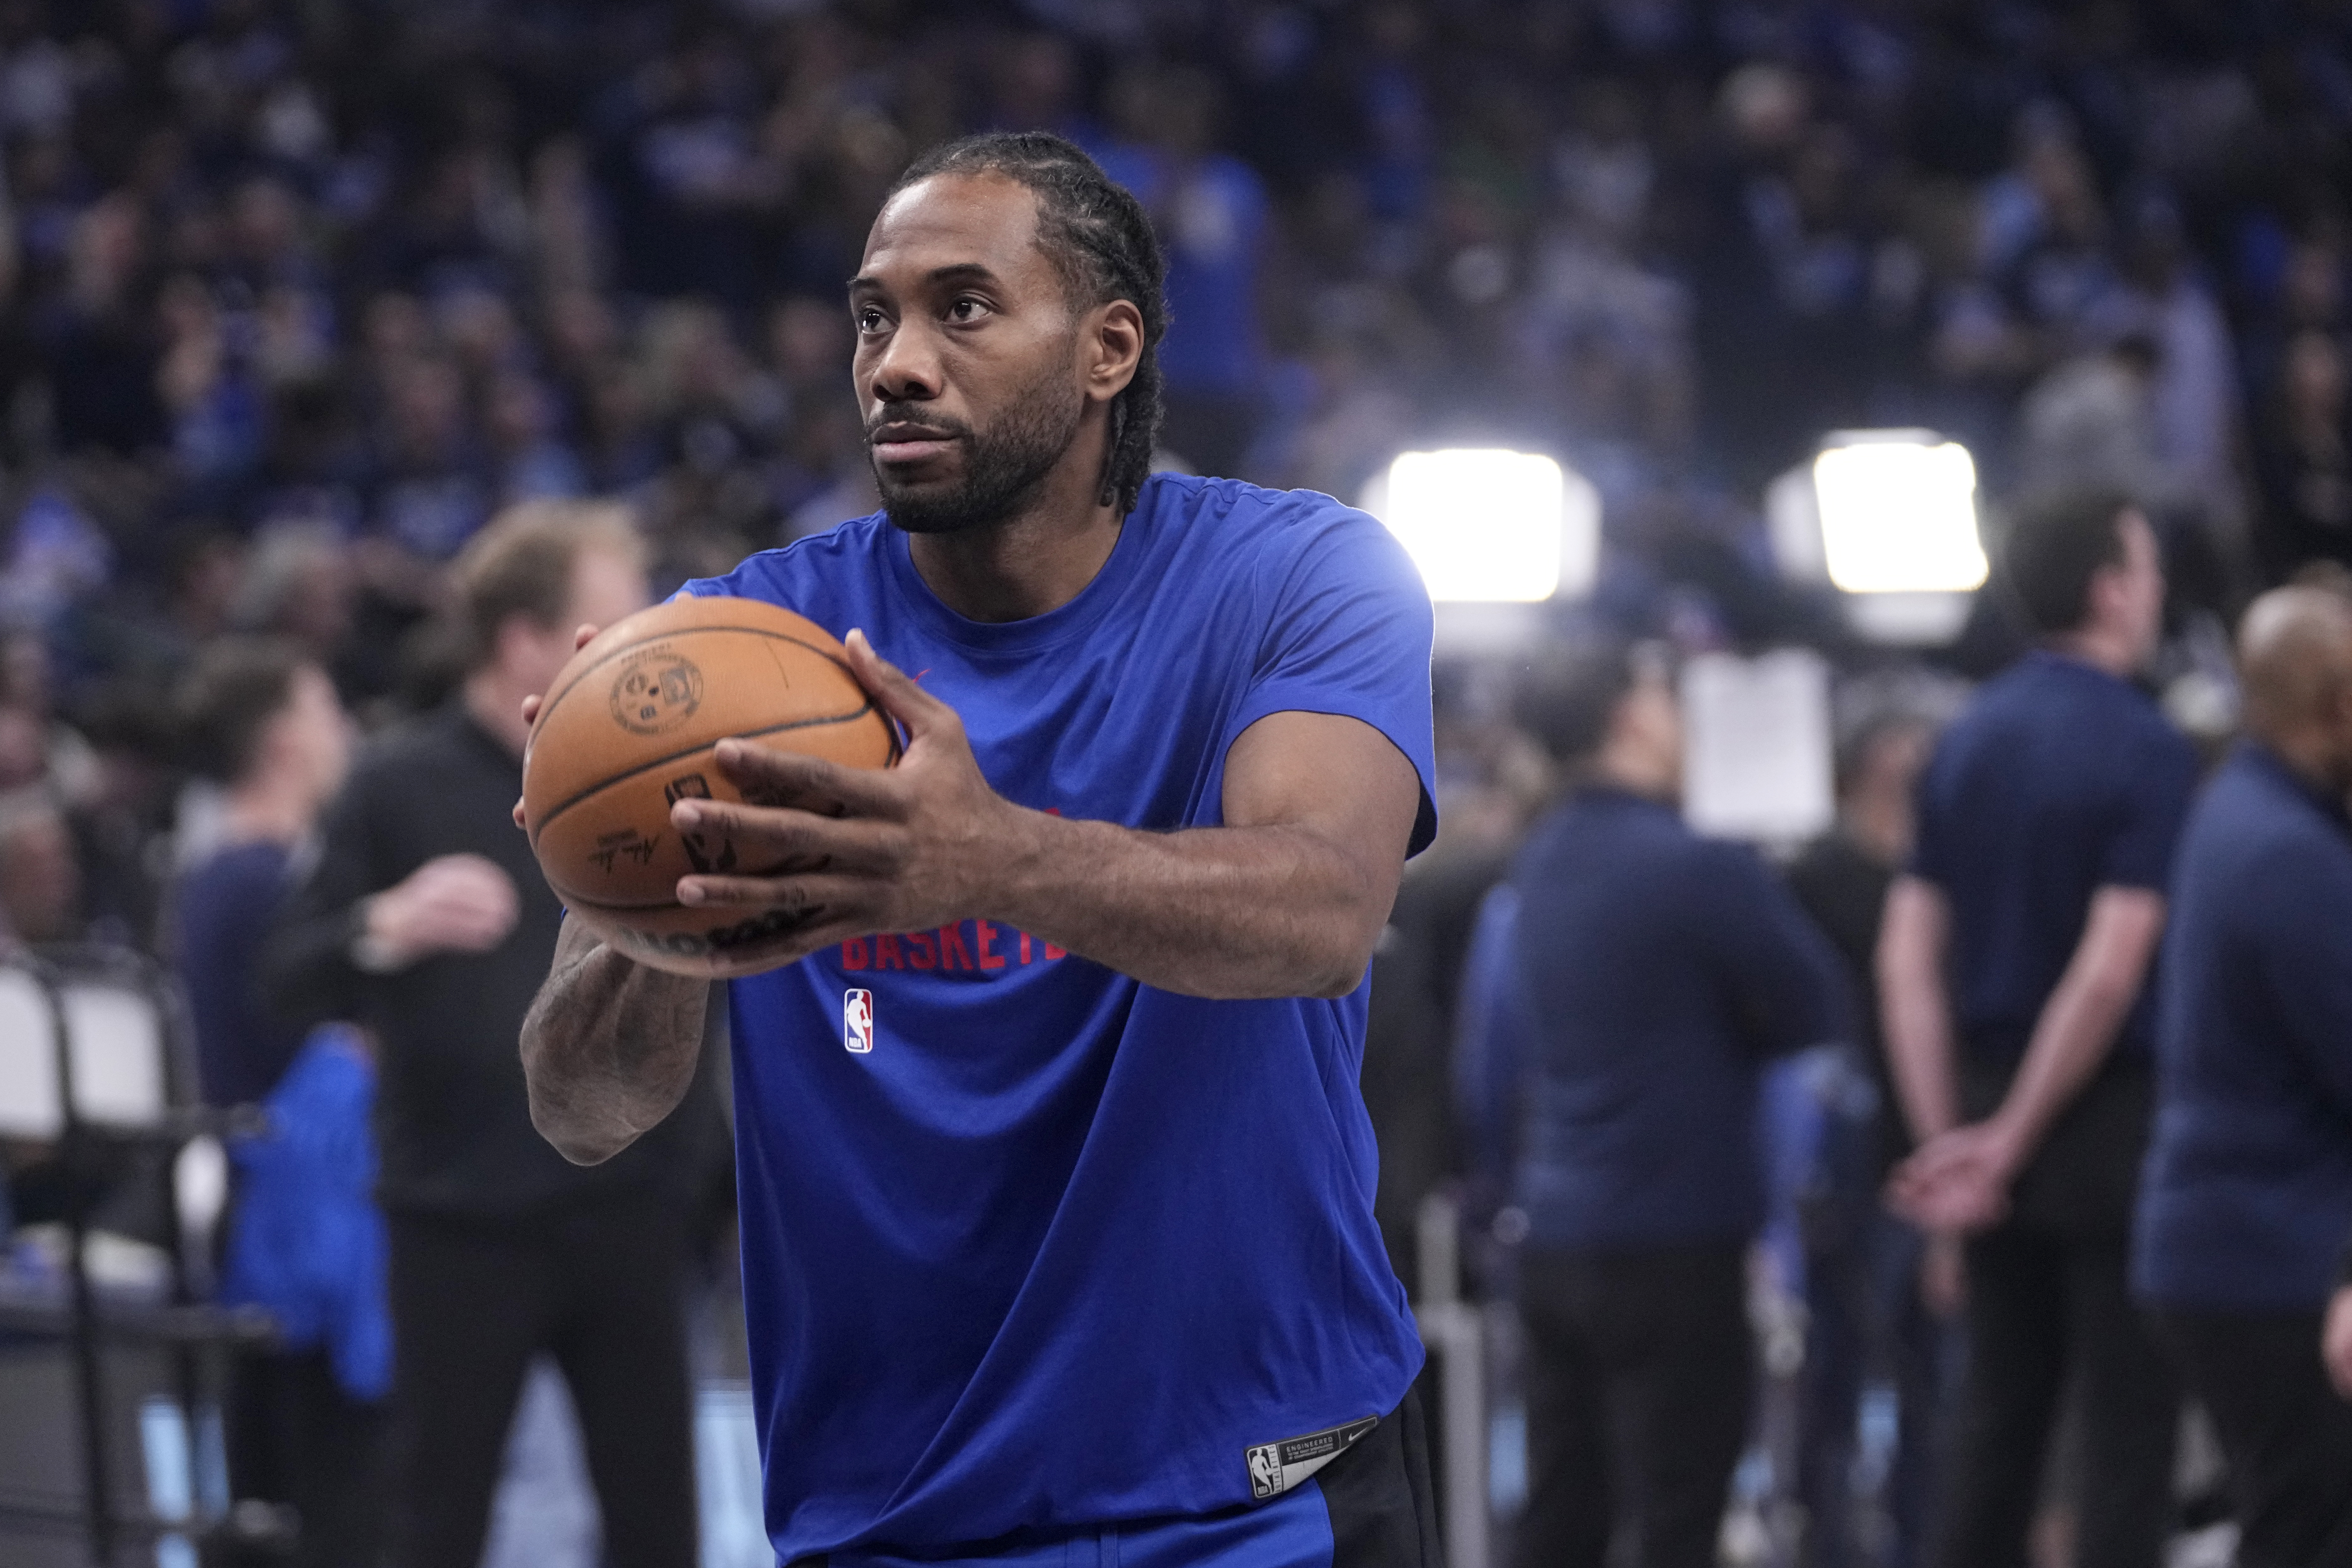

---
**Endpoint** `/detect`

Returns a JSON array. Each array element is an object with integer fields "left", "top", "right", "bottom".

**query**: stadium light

[
  {"left": 1810, "top": 433, "right": 1988, "bottom": 594},
  {"left": 1363, "top": 449, "right": 1599, "bottom": 604}
]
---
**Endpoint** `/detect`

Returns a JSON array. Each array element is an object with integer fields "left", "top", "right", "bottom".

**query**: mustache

[{"left": 865, "top": 405, "right": 972, "bottom": 443}]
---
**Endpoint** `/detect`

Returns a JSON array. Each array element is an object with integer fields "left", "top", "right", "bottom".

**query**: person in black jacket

[{"left": 264, "top": 501, "right": 716, "bottom": 1568}]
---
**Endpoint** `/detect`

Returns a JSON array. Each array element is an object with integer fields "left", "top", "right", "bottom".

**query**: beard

[{"left": 869, "top": 363, "right": 1086, "bottom": 537}]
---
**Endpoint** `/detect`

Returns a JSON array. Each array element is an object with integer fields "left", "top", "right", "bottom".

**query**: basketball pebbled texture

[{"left": 521, "top": 595, "right": 899, "bottom": 975}]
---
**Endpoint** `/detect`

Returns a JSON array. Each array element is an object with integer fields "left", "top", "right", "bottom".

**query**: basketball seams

[
  {"left": 530, "top": 623, "right": 861, "bottom": 736},
  {"left": 528, "top": 699, "right": 888, "bottom": 844}
]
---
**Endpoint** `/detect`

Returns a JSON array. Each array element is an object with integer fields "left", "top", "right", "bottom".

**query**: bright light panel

[
  {"left": 1374, "top": 449, "right": 1570, "bottom": 603},
  {"left": 1812, "top": 437, "right": 1988, "bottom": 594}
]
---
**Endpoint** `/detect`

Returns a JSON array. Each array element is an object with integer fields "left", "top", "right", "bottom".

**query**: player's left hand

[
  {"left": 661, "top": 628, "right": 1022, "bottom": 956},
  {"left": 1887, "top": 1119, "right": 2024, "bottom": 1233}
]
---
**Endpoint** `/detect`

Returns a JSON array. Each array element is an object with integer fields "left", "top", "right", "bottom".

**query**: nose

[{"left": 865, "top": 318, "right": 941, "bottom": 407}]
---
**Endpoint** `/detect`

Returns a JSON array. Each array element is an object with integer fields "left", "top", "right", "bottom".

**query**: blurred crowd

[
  {"left": 0, "top": 0, "right": 2347, "bottom": 695},
  {"left": 5, "top": 0, "right": 2352, "bottom": 945}
]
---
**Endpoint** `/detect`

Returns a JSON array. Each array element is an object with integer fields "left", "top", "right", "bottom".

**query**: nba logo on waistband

[{"left": 843, "top": 989, "right": 874, "bottom": 1054}]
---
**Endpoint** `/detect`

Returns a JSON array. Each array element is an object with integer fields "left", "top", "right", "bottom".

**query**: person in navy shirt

[
  {"left": 519, "top": 133, "right": 1441, "bottom": 1568},
  {"left": 1879, "top": 490, "right": 2198, "bottom": 1568},
  {"left": 1458, "top": 642, "right": 1849, "bottom": 1568},
  {"left": 171, "top": 637, "right": 385, "bottom": 1567},
  {"left": 2135, "top": 583, "right": 2352, "bottom": 1568}
]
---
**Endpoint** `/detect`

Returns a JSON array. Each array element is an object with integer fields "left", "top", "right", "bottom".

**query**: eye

[
  {"left": 853, "top": 305, "right": 888, "bottom": 334},
  {"left": 946, "top": 296, "right": 993, "bottom": 324}
]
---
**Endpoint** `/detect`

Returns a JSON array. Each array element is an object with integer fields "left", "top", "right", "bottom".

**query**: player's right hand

[
  {"left": 514, "top": 624, "right": 603, "bottom": 830},
  {"left": 364, "top": 853, "right": 521, "bottom": 966}
]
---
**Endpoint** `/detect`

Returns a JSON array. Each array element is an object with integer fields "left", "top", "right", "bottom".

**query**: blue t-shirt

[
  {"left": 684, "top": 474, "right": 1437, "bottom": 1559},
  {"left": 1911, "top": 651, "right": 2198, "bottom": 1059},
  {"left": 2135, "top": 744, "right": 2352, "bottom": 1312},
  {"left": 175, "top": 841, "right": 308, "bottom": 1109},
  {"left": 1463, "top": 789, "right": 1850, "bottom": 1250}
]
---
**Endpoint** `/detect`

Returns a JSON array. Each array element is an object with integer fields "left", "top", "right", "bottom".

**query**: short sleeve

[
  {"left": 1906, "top": 739, "right": 1958, "bottom": 888},
  {"left": 1223, "top": 504, "right": 1438, "bottom": 855},
  {"left": 2100, "top": 726, "right": 2199, "bottom": 891}
]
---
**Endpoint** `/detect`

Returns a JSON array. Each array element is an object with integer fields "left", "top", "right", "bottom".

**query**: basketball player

[{"left": 519, "top": 133, "right": 1440, "bottom": 1567}]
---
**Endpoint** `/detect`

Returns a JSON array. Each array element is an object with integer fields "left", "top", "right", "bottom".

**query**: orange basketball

[{"left": 521, "top": 595, "right": 899, "bottom": 977}]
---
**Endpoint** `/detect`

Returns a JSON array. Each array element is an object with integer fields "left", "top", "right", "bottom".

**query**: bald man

[{"left": 2134, "top": 584, "right": 2352, "bottom": 1568}]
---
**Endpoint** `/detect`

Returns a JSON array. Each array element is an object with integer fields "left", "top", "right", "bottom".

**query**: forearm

[
  {"left": 520, "top": 918, "right": 711, "bottom": 1164},
  {"left": 1882, "top": 986, "right": 1961, "bottom": 1145},
  {"left": 1877, "top": 885, "right": 1961, "bottom": 1144},
  {"left": 1991, "top": 967, "right": 2136, "bottom": 1156},
  {"left": 1991, "top": 887, "right": 2165, "bottom": 1159},
  {"left": 985, "top": 809, "right": 1388, "bottom": 1000}
]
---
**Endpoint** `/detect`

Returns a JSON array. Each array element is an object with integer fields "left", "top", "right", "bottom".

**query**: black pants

[
  {"left": 224, "top": 1347, "right": 385, "bottom": 1568},
  {"left": 1928, "top": 1054, "right": 2176, "bottom": 1568},
  {"left": 1516, "top": 1242, "right": 1754, "bottom": 1568},
  {"left": 1320, "top": 1385, "right": 1443, "bottom": 1568},
  {"left": 384, "top": 1191, "right": 697, "bottom": 1568},
  {"left": 2151, "top": 1309, "right": 2352, "bottom": 1568},
  {"left": 1927, "top": 1227, "right": 2177, "bottom": 1568}
]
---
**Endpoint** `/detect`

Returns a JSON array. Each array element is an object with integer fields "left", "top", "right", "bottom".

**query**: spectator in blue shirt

[
  {"left": 2136, "top": 582, "right": 2352, "bottom": 1568},
  {"left": 1879, "top": 489, "right": 2198, "bottom": 1568},
  {"left": 1466, "top": 640, "right": 1848, "bottom": 1568},
  {"left": 171, "top": 637, "right": 384, "bottom": 1568}
]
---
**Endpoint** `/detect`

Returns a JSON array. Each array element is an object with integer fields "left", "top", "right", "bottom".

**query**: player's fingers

[
  {"left": 712, "top": 737, "right": 898, "bottom": 816},
  {"left": 573, "top": 623, "right": 600, "bottom": 650},
  {"left": 668, "top": 797, "right": 897, "bottom": 873},
  {"left": 674, "top": 870, "right": 865, "bottom": 913},
  {"left": 522, "top": 693, "right": 543, "bottom": 726},
  {"left": 846, "top": 628, "right": 955, "bottom": 740}
]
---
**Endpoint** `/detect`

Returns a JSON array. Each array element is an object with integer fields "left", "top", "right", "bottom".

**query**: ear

[{"left": 1085, "top": 299, "right": 1143, "bottom": 405}]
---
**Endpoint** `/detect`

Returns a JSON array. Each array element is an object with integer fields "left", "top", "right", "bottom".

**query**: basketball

[{"left": 521, "top": 595, "right": 900, "bottom": 977}]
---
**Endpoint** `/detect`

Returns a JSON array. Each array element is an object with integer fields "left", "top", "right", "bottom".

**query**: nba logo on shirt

[{"left": 843, "top": 989, "right": 874, "bottom": 1054}]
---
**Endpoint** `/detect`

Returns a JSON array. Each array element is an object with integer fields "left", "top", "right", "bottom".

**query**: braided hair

[{"left": 888, "top": 132, "right": 1169, "bottom": 517}]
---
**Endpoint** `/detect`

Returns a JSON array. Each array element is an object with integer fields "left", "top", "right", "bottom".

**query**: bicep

[{"left": 1223, "top": 710, "right": 1421, "bottom": 902}]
